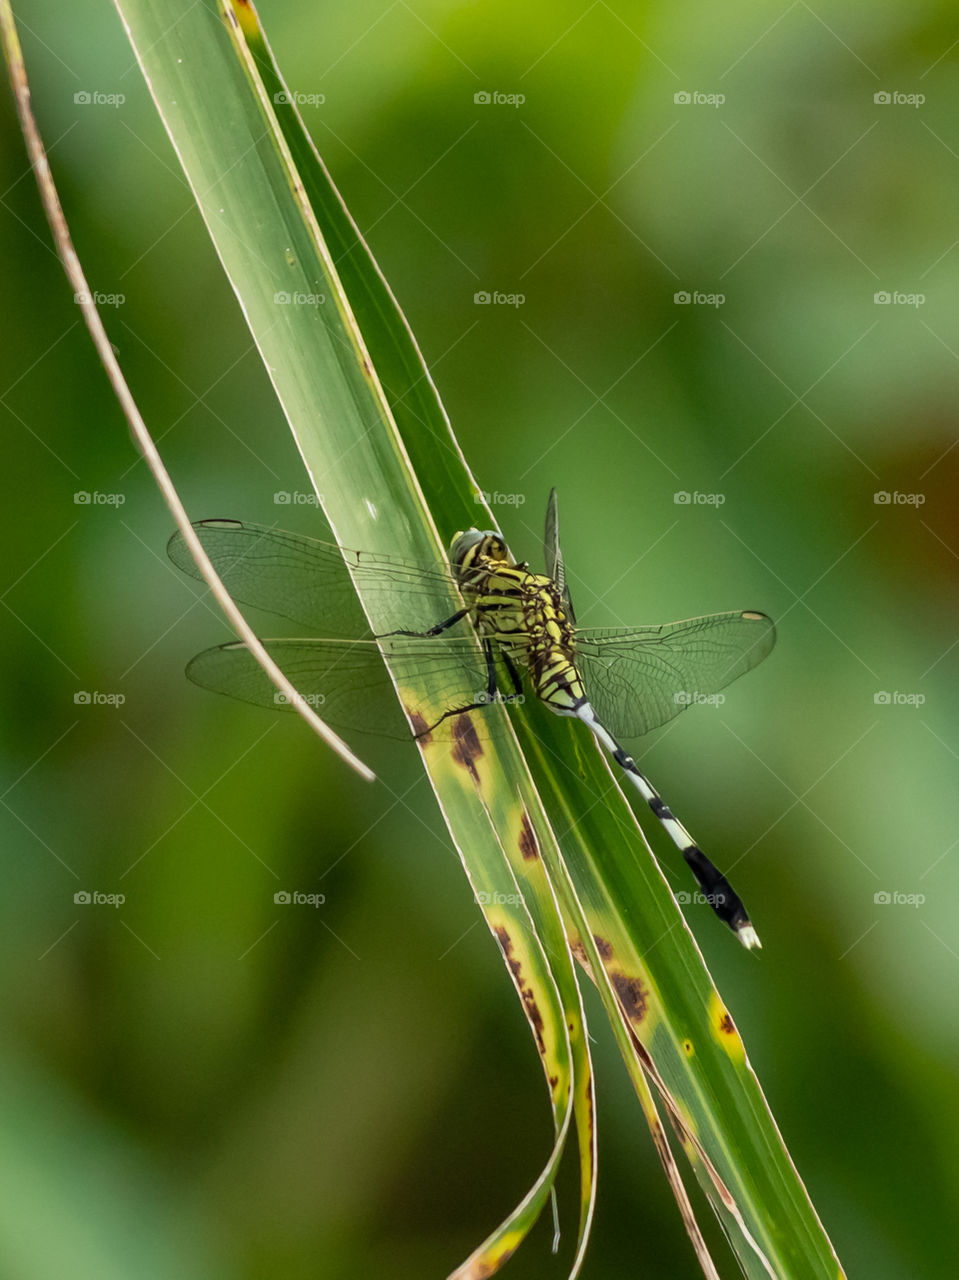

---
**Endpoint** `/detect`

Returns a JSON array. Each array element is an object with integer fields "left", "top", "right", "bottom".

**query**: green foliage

[{"left": 1, "top": 1, "right": 955, "bottom": 1277}]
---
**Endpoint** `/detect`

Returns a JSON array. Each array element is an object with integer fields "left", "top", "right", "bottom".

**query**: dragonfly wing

[
  {"left": 168, "top": 521, "right": 462, "bottom": 636},
  {"left": 543, "top": 488, "right": 576, "bottom": 622},
  {"left": 185, "top": 636, "right": 503, "bottom": 740},
  {"left": 574, "top": 610, "right": 776, "bottom": 738}
]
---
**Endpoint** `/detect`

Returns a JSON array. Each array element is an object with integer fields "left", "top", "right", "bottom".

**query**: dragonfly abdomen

[
  {"left": 573, "top": 700, "right": 760, "bottom": 949},
  {"left": 531, "top": 649, "right": 588, "bottom": 714}
]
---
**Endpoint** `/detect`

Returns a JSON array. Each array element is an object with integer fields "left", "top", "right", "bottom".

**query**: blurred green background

[{"left": 2, "top": 2, "right": 957, "bottom": 1276}]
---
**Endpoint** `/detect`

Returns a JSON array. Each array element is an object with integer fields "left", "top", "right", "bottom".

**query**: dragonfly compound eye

[{"left": 449, "top": 527, "right": 500, "bottom": 572}]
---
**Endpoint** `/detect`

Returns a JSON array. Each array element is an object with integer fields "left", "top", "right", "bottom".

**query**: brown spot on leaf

[
  {"left": 407, "top": 709, "right": 432, "bottom": 744},
  {"left": 719, "top": 1012, "right": 736, "bottom": 1036},
  {"left": 518, "top": 811, "right": 539, "bottom": 860},
  {"left": 610, "top": 971, "right": 648, "bottom": 1023},
  {"left": 494, "top": 926, "right": 545, "bottom": 1059},
  {"left": 451, "top": 714, "right": 483, "bottom": 781},
  {"left": 472, "top": 1250, "right": 515, "bottom": 1280},
  {"left": 569, "top": 940, "right": 592, "bottom": 978},
  {"left": 592, "top": 934, "right": 613, "bottom": 960}
]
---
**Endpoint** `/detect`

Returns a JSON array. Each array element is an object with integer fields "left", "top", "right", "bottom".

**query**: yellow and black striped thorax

[{"left": 449, "top": 527, "right": 587, "bottom": 714}]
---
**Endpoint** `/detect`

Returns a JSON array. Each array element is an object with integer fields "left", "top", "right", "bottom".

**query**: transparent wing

[
  {"left": 185, "top": 636, "right": 508, "bottom": 740},
  {"left": 168, "top": 520, "right": 462, "bottom": 636},
  {"left": 543, "top": 488, "right": 575, "bottom": 621},
  {"left": 574, "top": 610, "right": 776, "bottom": 738}
]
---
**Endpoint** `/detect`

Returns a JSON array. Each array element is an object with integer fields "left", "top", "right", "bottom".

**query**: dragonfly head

[{"left": 449, "top": 527, "right": 514, "bottom": 577}]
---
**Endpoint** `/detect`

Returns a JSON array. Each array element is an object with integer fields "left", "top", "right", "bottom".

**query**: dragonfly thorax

[{"left": 449, "top": 527, "right": 581, "bottom": 702}]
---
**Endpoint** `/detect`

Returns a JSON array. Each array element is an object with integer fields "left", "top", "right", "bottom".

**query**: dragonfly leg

[
  {"left": 483, "top": 639, "right": 499, "bottom": 703},
  {"left": 576, "top": 704, "right": 760, "bottom": 949},
  {"left": 414, "top": 698, "right": 494, "bottom": 738},
  {"left": 378, "top": 605, "right": 472, "bottom": 639},
  {"left": 413, "top": 642, "right": 522, "bottom": 738}
]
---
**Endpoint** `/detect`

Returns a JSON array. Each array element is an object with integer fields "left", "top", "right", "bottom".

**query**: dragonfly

[{"left": 169, "top": 490, "right": 775, "bottom": 948}]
